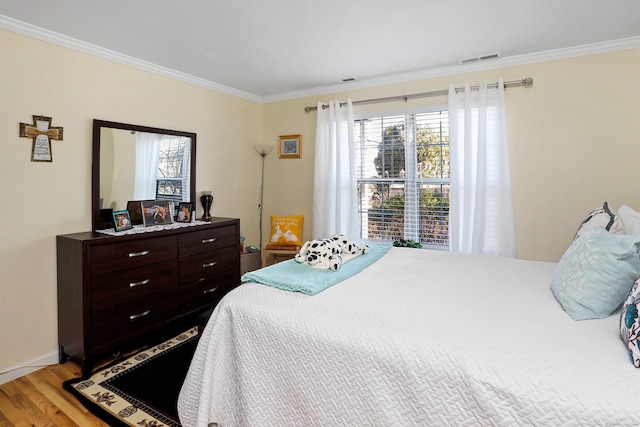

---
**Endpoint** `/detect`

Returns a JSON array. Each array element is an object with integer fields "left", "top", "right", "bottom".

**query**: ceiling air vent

[{"left": 459, "top": 52, "right": 501, "bottom": 65}]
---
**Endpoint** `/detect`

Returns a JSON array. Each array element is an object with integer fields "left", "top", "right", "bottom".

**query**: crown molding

[
  {"left": 2, "top": 13, "right": 639, "bottom": 105},
  {"left": 262, "top": 36, "right": 640, "bottom": 103},
  {"left": 0, "top": 14, "right": 263, "bottom": 103}
]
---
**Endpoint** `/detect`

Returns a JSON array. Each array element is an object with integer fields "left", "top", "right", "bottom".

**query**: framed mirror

[{"left": 92, "top": 119, "right": 196, "bottom": 230}]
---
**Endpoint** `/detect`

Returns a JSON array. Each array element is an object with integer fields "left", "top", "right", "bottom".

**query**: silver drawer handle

[
  {"left": 202, "top": 261, "right": 217, "bottom": 268},
  {"left": 203, "top": 287, "right": 218, "bottom": 294},
  {"left": 129, "top": 279, "right": 150, "bottom": 288},
  {"left": 128, "top": 250, "right": 150, "bottom": 258},
  {"left": 129, "top": 309, "right": 150, "bottom": 320},
  {"left": 201, "top": 238, "right": 217, "bottom": 244}
]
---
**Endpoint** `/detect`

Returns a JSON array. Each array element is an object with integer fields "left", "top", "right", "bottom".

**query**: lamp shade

[{"left": 254, "top": 144, "right": 273, "bottom": 157}]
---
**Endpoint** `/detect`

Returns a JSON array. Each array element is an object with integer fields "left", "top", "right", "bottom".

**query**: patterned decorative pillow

[
  {"left": 551, "top": 227, "right": 640, "bottom": 320},
  {"left": 574, "top": 201, "right": 624, "bottom": 240},
  {"left": 620, "top": 278, "right": 640, "bottom": 367},
  {"left": 269, "top": 215, "right": 304, "bottom": 246}
]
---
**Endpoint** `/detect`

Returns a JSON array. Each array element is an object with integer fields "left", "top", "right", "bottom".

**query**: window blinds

[{"left": 355, "top": 109, "right": 450, "bottom": 247}]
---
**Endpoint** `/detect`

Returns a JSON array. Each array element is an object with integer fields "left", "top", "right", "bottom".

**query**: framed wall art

[
  {"left": 141, "top": 200, "right": 173, "bottom": 226},
  {"left": 278, "top": 134, "right": 301, "bottom": 159},
  {"left": 19, "top": 115, "right": 64, "bottom": 162},
  {"left": 112, "top": 210, "right": 133, "bottom": 232}
]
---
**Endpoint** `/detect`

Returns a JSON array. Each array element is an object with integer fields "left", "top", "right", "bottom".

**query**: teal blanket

[{"left": 241, "top": 242, "right": 392, "bottom": 295}]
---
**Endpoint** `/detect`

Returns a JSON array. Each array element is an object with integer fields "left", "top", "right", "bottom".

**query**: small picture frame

[
  {"left": 176, "top": 202, "right": 194, "bottom": 223},
  {"left": 278, "top": 134, "right": 301, "bottom": 159},
  {"left": 126, "top": 200, "right": 150, "bottom": 225},
  {"left": 112, "top": 210, "right": 133, "bottom": 232},
  {"left": 141, "top": 200, "right": 174, "bottom": 226}
]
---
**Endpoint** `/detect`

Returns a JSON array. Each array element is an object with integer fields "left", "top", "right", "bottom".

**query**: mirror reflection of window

[{"left": 155, "top": 136, "right": 191, "bottom": 204}]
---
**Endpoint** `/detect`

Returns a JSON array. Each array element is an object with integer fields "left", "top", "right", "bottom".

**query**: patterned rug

[{"left": 63, "top": 327, "right": 198, "bottom": 427}]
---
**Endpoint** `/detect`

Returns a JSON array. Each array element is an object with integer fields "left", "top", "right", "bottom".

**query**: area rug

[{"left": 63, "top": 327, "right": 198, "bottom": 427}]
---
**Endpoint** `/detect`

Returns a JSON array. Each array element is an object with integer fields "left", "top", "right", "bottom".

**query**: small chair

[
  {"left": 262, "top": 215, "right": 304, "bottom": 266},
  {"left": 262, "top": 243, "right": 302, "bottom": 266}
]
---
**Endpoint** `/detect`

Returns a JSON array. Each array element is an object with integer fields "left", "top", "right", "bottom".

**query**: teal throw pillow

[{"left": 551, "top": 227, "right": 640, "bottom": 320}]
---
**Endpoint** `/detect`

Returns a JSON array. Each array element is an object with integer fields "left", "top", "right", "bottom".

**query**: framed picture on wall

[
  {"left": 141, "top": 200, "right": 173, "bottom": 226},
  {"left": 278, "top": 134, "right": 301, "bottom": 158},
  {"left": 112, "top": 210, "right": 133, "bottom": 232}
]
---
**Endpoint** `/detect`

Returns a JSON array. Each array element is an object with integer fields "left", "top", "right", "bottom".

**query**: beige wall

[
  {"left": 2, "top": 26, "right": 639, "bottom": 376},
  {"left": 0, "top": 29, "right": 263, "bottom": 375},
  {"left": 263, "top": 48, "right": 640, "bottom": 263}
]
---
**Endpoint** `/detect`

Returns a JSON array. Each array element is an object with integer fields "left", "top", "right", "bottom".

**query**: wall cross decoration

[{"left": 19, "top": 115, "right": 64, "bottom": 162}]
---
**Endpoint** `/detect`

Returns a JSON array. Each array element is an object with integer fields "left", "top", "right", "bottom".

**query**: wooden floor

[{"left": 0, "top": 361, "right": 109, "bottom": 427}]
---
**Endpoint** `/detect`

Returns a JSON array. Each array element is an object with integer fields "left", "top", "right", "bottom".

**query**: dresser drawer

[
  {"left": 91, "top": 261, "right": 179, "bottom": 311},
  {"left": 179, "top": 248, "right": 239, "bottom": 285},
  {"left": 91, "top": 290, "right": 178, "bottom": 349},
  {"left": 180, "top": 270, "right": 239, "bottom": 314},
  {"left": 90, "top": 236, "right": 177, "bottom": 275},
  {"left": 178, "top": 226, "right": 237, "bottom": 258}
]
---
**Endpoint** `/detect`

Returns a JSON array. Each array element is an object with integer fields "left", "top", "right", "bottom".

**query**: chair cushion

[{"left": 265, "top": 244, "right": 301, "bottom": 251}]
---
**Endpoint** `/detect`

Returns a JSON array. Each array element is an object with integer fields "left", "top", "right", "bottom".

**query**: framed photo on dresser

[
  {"left": 112, "top": 210, "right": 133, "bottom": 231},
  {"left": 141, "top": 200, "right": 173, "bottom": 226},
  {"left": 176, "top": 202, "right": 194, "bottom": 223},
  {"left": 126, "top": 200, "right": 151, "bottom": 225}
]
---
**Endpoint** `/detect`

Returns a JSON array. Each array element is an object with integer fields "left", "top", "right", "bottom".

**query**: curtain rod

[{"left": 304, "top": 77, "right": 533, "bottom": 113}]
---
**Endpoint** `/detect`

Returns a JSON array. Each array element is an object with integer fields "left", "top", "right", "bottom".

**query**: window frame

[{"left": 354, "top": 104, "right": 450, "bottom": 250}]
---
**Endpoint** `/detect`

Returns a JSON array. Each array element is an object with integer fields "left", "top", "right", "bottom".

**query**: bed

[{"left": 178, "top": 244, "right": 640, "bottom": 426}]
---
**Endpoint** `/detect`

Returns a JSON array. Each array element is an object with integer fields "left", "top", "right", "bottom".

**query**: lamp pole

[
  {"left": 258, "top": 152, "right": 266, "bottom": 251},
  {"left": 254, "top": 145, "right": 273, "bottom": 252}
]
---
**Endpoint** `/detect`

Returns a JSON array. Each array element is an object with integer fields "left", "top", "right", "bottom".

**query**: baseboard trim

[{"left": 0, "top": 351, "right": 59, "bottom": 385}]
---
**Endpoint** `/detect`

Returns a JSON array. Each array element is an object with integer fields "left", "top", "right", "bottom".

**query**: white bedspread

[{"left": 178, "top": 247, "right": 640, "bottom": 427}]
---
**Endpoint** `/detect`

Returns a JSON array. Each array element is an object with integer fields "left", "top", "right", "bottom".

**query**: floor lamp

[{"left": 254, "top": 144, "right": 273, "bottom": 253}]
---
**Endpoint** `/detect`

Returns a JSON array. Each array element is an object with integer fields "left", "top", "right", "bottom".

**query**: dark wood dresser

[{"left": 56, "top": 217, "right": 240, "bottom": 377}]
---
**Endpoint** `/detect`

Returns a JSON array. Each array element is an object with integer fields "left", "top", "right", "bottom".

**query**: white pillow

[
  {"left": 619, "top": 205, "right": 640, "bottom": 235},
  {"left": 573, "top": 201, "right": 624, "bottom": 240}
]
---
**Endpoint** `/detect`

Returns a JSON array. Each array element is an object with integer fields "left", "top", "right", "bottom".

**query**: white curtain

[
  {"left": 181, "top": 137, "right": 191, "bottom": 202},
  {"left": 403, "top": 114, "right": 419, "bottom": 241},
  {"left": 448, "top": 78, "right": 516, "bottom": 257},
  {"left": 133, "top": 132, "right": 161, "bottom": 200},
  {"left": 313, "top": 99, "right": 359, "bottom": 239}
]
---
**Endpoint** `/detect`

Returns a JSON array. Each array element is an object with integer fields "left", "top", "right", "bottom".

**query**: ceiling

[{"left": 1, "top": 1, "right": 639, "bottom": 101}]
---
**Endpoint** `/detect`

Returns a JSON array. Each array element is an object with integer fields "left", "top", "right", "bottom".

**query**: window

[
  {"left": 155, "top": 135, "right": 190, "bottom": 204},
  {"left": 355, "top": 108, "right": 450, "bottom": 248}
]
